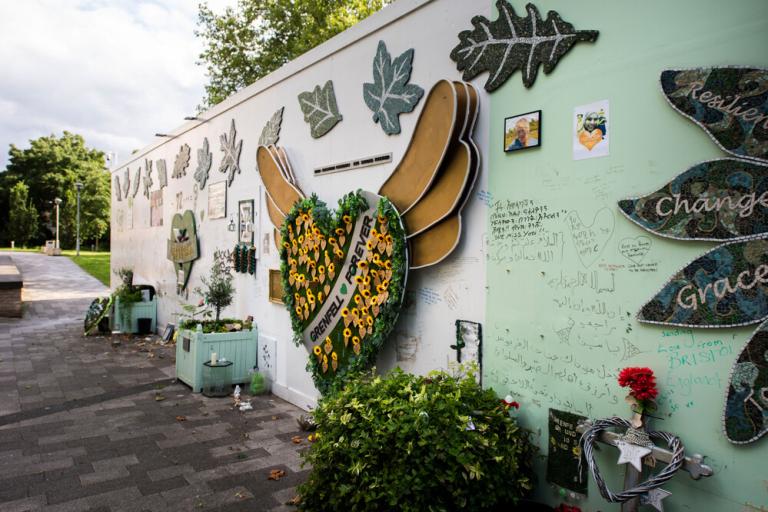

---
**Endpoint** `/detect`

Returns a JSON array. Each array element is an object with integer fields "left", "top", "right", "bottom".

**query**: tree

[
  {"left": 0, "top": 132, "right": 109, "bottom": 248},
  {"left": 196, "top": 0, "right": 390, "bottom": 108},
  {"left": 196, "top": 250, "right": 234, "bottom": 322},
  {"left": 7, "top": 181, "right": 38, "bottom": 247}
]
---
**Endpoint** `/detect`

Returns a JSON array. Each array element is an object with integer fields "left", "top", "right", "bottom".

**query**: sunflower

[
  {"left": 366, "top": 316, "right": 374, "bottom": 326},
  {"left": 307, "top": 295, "right": 315, "bottom": 304},
  {"left": 385, "top": 234, "right": 393, "bottom": 244},
  {"left": 352, "top": 336, "right": 360, "bottom": 345},
  {"left": 295, "top": 306, "right": 303, "bottom": 316},
  {"left": 342, "top": 214, "right": 352, "bottom": 223},
  {"left": 313, "top": 345, "right": 322, "bottom": 356},
  {"left": 328, "top": 237, "right": 337, "bottom": 246},
  {"left": 371, "top": 228, "right": 378, "bottom": 237},
  {"left": 357, "top": 260, "right": 368, "bottom": 270},
  {"left": 331, "top": 351, "right": 338, "bottom": 361},
  {"left": 341, "top": 307, "right": 350, "bottom": 317},
  {"left": 318, "top": 265, "right": 325, "bottom": 274},
  {"left": 354, "top": 295, "right": 362, "bottom": 305},
  {"left": 360, "top": 306, "right": 369, "bottom": 316},
  {"left": 361, "top": 289, "right": 371, "bottom": 298},
  {"left": 363, "top": 276, "right": 371, "bottom": 286},
  {"left": 317, "top": 292, "right": 324, "bottom": 303},
  {"left": 343, "top": 328, "right": 352, "bottom": 338},
  {"left": 354, "top": 275, "right": 364, "bottom": 284},
  {"left": 366, "top": 240, "right": 374, "bottom": 250},
  {"left": 335, "top": 249, "right": 344, "bottom": 258},
  {"left": 335, "top": 228, "right": 344, "bottom": 236},
  {"left": 328, "top": 263, "right": 335, "bottom": 273},
  {"left": 370, "top": 296, "right": 378, "bottom": 306},
  {"left": 384, "top": 260, "right": 392, "bottom": 270}
]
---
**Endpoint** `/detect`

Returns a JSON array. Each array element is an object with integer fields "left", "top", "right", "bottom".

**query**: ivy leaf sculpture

[
  {"left": 156, "top": 159, "right": 168, "bottom": 188},
  {"left": 172, "top": 144, "right": 191, "bottom": 179},
  {"left": 114, "top": 175, "right": 122, "bottom": 202},
  {"left": 450, "top": 1, "right": 599, "bottom": 91},
  {"left": 143, "top": 158, "right": 153, "bottom": 198},
  {"left": 363, "top": 41, "right": 424, "bottom": 135},
  {"left": 259, "top": 107, "right": 285, "bottom": 146},
  {"left": 298, "top": 81, "right": 343, "bottom": 138},
  {"left": 122, "top": 168, "right": 131, "bottom": 198},
  {"left": 219, "top": 119, "right": 243, "bottom": 185},
  {"left": 194, "top": 138, "right": 213, "bottom": 189}
]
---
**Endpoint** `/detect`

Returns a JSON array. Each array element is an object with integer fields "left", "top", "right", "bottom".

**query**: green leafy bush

[{"left": 298, "top": 367, "right": 536, "bottom": 511}]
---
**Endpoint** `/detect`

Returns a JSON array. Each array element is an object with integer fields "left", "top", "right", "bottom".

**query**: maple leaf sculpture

[
  {"left": 363, "top": 41, "right": 424, "bottom": 135},
  {"left": 450, "top": 1, "right": 598, "bottom": 91},
  {"left": 172, "top": 144, "right": 191, "bottom": 179},
  {"left": 219, "top": 119, "right": 243, "bottom": 186}
]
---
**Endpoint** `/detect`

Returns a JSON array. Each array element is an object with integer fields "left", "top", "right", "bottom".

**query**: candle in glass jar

[{"left": 211, "top": 352, "right": 217, "bottom": 365}]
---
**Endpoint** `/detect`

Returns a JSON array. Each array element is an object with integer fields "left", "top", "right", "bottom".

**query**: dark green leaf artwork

[
  {"left": 724, "top": 318, "right": 768, "bottom": 444},
  {"left": 122, "top": 168, "right": 131, "bottom": 199},
  {"left": 219, "top": 120, "right": 243, "bottom": 185},
  {"left": 131, "top": 166, "right": 141, "bottom": 198},
  {"left": 84, "top": 296, "right": 113, "bottom": 335},
  {"left": 142, "top": 159, "right": 153, "bottom": 199},
  {"left": 619, "top": 159, "right": 768, "bottom": 241},
  {"left": 450, "top": 1, "right": 599, "bottom": 92},
  {"left": 194, "top": 138, "right": 213, "bottom": 189},
  {"left": 298, "top": 81, "right": 343, "bottom": 138},
  {"left": 114, "top": 175, "right": 122, "bottom": 202},
  {"left": 546, "top": 409, "right": 588, "bottom": 495},
  {"left": 156, "top": 159, "right": 168, "bottom": 188},
  {"left": 259, "top": 107, "right": 284, "bottom": 146},
  {"left": 172, "top": 144, "right": 191, "bottom": 179},
  {"left": 168, "top": 210, "right": 199, "bottom": 293},
  {"left": 363, "top": 41, "right": 424, "bottom": 135},
  {"left": 638, "top": 237, "right": 768, "bottom": 328},
  {"left": 661, "top": 67, "right": 768, "bottom": 163}
]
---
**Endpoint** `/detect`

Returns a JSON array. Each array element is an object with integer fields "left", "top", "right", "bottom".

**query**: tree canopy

[
  {"left": 196, "top": 0, "right": 391, "bottom": 108},
  {"left": 7, "top": 181, "right": 38, "bottom": 248},
  {"left": 0, "top": 132, "right": 109, "bottom": 248}
]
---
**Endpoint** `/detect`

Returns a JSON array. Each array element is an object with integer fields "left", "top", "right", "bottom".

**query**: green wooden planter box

[
  {"left": 175, "top": 325, "right": 258, "bottom": 393},
  {"left": 113, "top": 297, "right": 157, "bottom": 334}
]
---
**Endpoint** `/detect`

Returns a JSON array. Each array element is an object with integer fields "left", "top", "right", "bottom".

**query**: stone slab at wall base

[{"left": 270, "top": 381, "right": 317, "bottom": 412}]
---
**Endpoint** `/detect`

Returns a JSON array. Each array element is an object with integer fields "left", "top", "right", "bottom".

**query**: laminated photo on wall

[{"left": 573, "top": 100, "right": 609, "bottom": 160}]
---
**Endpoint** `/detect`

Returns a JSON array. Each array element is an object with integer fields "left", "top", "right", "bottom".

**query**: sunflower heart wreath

[{"left": 280, "top": 190, "right": 407, "bottom": 395}]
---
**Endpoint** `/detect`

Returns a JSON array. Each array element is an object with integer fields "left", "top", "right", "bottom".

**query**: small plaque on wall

[
  {"left": 150, "top": 189, "right": 164, "bottom": 227},
  {"left": 268, "top": 269, "right": 284, "bottom": 304},
  {"left": 208, "top": 181, "right": 227, "bottom": 220}
]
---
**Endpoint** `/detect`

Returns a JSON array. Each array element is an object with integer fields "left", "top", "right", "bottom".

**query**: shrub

[{"left": 298, "top": 367, "right": 536, "bottom": 511}]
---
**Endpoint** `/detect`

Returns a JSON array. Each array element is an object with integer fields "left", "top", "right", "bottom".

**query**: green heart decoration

[
  {"left": 167, "top": 210, "right": 199, "bottom": 293},
  {"left": 280, "top": 190, "right": 407, "bottom": 395}
]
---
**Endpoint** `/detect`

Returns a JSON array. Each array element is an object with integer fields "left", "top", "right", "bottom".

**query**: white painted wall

[{"left": 110, "top": 0, "right": 491, "bottom": 409}]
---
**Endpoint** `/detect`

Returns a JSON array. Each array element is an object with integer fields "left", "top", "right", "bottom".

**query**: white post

[
  {"left": 54, "top": 197, "right": 62, "bottom": 252},
  {"left": 75, "top": 182, "right": 83, "bottom": 256}
]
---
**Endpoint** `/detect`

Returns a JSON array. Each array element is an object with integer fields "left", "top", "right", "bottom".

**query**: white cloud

[{"left": 0, "top": 0, "right": 235, "bottom": 168}]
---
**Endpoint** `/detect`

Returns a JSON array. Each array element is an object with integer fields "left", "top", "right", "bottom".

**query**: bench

[{"left": 0, "top": 256, "right": 23, "bottom": 317}]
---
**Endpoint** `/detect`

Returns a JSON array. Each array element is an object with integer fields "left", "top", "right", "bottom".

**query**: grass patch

[{"left": 0, "top": 247, "right": 111, "bottom": 286}]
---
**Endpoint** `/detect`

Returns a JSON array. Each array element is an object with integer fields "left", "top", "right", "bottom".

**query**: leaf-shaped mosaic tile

[
  {"left": 619, "top": 159, "right": 768, "bottom": 241},
  {"left": 298, "top": 81, "right": 342, "bottom": 138},
  {"left": 638, "top": 237, "right": 768, "bottom": 328},
  {"left": 219, "top": 120, "right": 243, "bottom": 185},
  {"left": 143, "top": 159, "right": 153, "bottom": 198},
  {"left": 131, "top": 167, "right": 141, "bottom": 198},
  {"left": 661, "top": 67, "right": 768, "bottom": 163},
  {"left": 122, "top": 168, "right": 131, "bottom": 198},
  {"left": 172, "top": 144, "right": 191, "bottom": 179},
  {"left": 363, "top": 41, "right": 424, "bottom": 135},
  {"left": 194, "top": 138, "right": 213, "bottom": 189},
  {"left": 450, "top": 1, "right": 598, "bottom": 91},
  {"left": 259, "top": 107, "right": 284, "bottom": 146},
  {"left": 114, "top": 175, "right": 122, "bottom": 202},
  {"left": 156, "top": 159, "right": 168, "bottom": 188},
  {"left": 723, "top": 318, "right": 768, "bottom": 444}
]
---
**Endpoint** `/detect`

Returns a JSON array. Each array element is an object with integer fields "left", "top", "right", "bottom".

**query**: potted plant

[
  {"left": 175, "top": 250, "right": 258, "bottom": 392},
  {"left": 112, "top": 268, "right": 157, "bottom": 334}
]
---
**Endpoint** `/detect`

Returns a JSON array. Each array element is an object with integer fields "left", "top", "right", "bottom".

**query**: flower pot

[{"left": 113, "top": 297, "right": 157, "bottom": 334}]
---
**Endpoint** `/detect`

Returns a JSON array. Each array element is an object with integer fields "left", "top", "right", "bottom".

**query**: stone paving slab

[{"left": 0, "top": 253, "right": 309, "bottom": 511}]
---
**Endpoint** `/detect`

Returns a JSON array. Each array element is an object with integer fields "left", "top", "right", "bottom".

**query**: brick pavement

[{"left": 0, "top": 253, "right": 310, "bottom": 511}]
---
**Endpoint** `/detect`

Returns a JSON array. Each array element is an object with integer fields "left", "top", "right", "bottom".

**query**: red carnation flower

[{"left": 618, "top": 367, "right": 658, "bottom": 408}]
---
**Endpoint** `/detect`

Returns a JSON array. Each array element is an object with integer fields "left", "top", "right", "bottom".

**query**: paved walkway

[{"left": 0, "top": 252, "right": 308, "bottom": 512}]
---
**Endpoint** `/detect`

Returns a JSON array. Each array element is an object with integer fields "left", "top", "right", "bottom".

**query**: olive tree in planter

[{"left": 175, "top": 250, "right": 258, "bottom": 392}]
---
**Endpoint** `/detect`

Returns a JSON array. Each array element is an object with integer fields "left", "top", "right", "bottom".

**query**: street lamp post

[
  {"left": 75, "top": 182, "right": 84, "bottom": 256},
  {"left": 54, "top": 197, "right": 62, "bottom": 251}
]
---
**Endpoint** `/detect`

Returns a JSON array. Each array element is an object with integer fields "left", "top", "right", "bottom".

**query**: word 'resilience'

[
  {"left": 655, "top": 191, "right": 768, "bottom": 219},
  {"left": 689, "top": 82, "right": 768, "bottom": 130},
  {"left": 676, "top": 263, "right": 768, "bottom": 310}
]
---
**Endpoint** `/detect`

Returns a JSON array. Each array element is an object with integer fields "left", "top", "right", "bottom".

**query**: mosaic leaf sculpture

[
  {"left": 167, "top": 210, "right": 199, "bottom": 293},
  {"left": 618, "top": 67, "right": 768, "bottom": 444},
  {"left": 259, "top": 107, "right": 284, "bottom": 146},
  {"left": 219, "top": 119, "right": 243, "bottom": 186},
  {"left": 193, "top": 138, "right": 213, "bottom": 189},
  {"left": 258, "top": 80, "right": 480, "bottom": 394},
  {"left": 172, "top": 144, "right": 191, "bottom": 179},
  {"left": 298, "top": 81, "right": 343, "bottom": 138},
  {"left": 142, "top": 159, "right": 153, "bottom": 198},
  {"left": 156, "top": 159, "right": 168, "bottom": 188},
  {"left": 122, "top": 168, "right": 131, "bottom": 199},
  {"left": 114, "top": 175, "right": 122, "bottom": 202},
  {"left": 131, "top": 166, "right": 141, "bottom": 198},
  {"left": 363, "top": 41, "right": 424, "bottom": 135},
  {"left": 450, "top": 1, "right": 598, "bottom": 92}
]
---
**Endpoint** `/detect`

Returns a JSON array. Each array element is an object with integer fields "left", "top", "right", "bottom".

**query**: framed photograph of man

[
  {"left": 504, "top": 110, "right": 541, "bottom": 153},
  {"left": 238, "top": 199, "right": 254, "bottom": 244}
]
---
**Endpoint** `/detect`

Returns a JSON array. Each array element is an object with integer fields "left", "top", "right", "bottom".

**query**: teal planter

[
  {"left": 175, "top": 325, "right": 258, "bottom": 393},
  {"left": 113, "top": 297, "right": 157, "bottom": 334}
]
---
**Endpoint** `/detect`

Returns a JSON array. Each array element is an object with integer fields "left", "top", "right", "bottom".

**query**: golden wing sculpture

[{"left": 256, "top": 79, "right": 480, "bottom": 270}]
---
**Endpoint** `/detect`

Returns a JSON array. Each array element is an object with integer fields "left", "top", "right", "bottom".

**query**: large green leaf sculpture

[
  {"left": 298, "top": 81, "right": 343, "bottom": 138},
  {"left": 363, "top": 41, "right": 424, "bottom": 135},
  {"left": 450, "top": 1, "right": 598, "bottom": 91}
]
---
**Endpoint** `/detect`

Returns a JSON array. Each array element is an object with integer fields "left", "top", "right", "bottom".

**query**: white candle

[{"left": 211, "top": 352, "right": 217, "bottom": 365}]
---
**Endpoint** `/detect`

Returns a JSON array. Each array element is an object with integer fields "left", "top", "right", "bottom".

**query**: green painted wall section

[{"left": 484, "top": 1, "right": 768, "bottom": 510}]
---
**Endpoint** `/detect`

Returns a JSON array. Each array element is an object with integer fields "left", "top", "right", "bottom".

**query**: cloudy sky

[{"left": 0, "top": 0, "right": 235, "bottom": 169}]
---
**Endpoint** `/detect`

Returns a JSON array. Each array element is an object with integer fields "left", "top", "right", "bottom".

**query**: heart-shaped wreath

[{"left": 280, "top": 190, "right": 407, "bottom": 394}]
